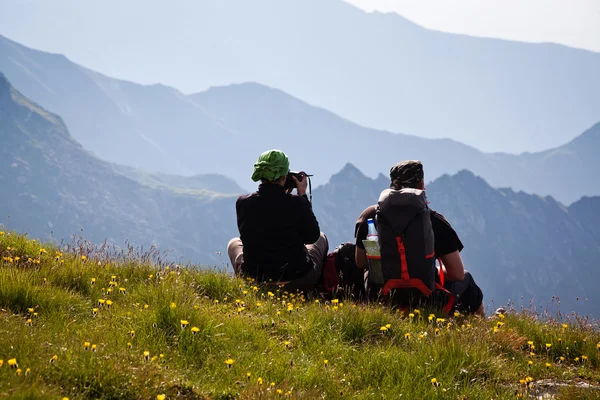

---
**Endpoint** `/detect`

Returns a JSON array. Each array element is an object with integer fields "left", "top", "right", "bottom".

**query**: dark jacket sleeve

[{"left": 294, "top": 195, "right": 321, "bottom": 244}]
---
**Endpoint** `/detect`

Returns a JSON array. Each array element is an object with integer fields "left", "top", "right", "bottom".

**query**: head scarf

[
  {"left": 251, "top": 149, "right": 290, "bottom": 182},
  {"left": 389, "top": 160, "right": 424, "bottom": 189}
]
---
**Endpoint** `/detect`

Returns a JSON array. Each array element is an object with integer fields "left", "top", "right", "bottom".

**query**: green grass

[{"left": 1, "top": 230, "right": 600, "bottom": 399}]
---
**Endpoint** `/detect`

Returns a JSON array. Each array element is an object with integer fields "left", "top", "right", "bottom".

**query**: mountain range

[
  {"left": 1, "top": 34, "right": 599, "bottom": 204},
  {"left": 0, "top": 72, "right": 237, "bottom": 265},
  {"left": 1, "top": 0, "right": 599, "bottom": 153},
  {"left": 1, "top": 73, "right": 599, "bottom": 316}
]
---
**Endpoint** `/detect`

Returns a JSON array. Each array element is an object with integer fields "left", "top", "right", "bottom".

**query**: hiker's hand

[{"left": 293, "top": 172, "right": 308, "bottom": 196}]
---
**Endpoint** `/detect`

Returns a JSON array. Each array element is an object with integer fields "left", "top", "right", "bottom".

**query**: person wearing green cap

[{"left": 227, "top": 149, "right": 329, "bottom": 293}]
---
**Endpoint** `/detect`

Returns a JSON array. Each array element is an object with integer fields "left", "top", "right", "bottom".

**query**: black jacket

[{"left": 236, "top": 183, "right": 321, "bottom": 281}]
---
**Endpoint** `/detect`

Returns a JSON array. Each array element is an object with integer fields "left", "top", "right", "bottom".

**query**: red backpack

[{"left": 322, "top": 242, "right": 365, "bottom": 300}]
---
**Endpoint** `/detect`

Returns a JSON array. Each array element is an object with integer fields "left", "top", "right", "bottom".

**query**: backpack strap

[{"left": 437, "top": 257, "right": 445, "bottom": 287}]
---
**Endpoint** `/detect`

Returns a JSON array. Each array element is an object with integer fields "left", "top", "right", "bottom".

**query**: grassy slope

[{"left": 1, "top": 231, "right": 600, "bottom": 400}]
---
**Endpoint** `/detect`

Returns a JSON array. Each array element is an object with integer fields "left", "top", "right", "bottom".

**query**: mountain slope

[
  {"left": 1, "top": 0, "right": 599, "bottom": 152},
  {"left": 0, "top": 73, "right": 237, "bottom": 264},
  {"left": 314, "top": 166, "right": 600, "bottom": 316}
]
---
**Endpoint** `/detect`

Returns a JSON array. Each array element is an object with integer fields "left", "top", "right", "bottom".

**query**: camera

[{"left": 284, "top": 170, "right": 313, "bottom": 190}]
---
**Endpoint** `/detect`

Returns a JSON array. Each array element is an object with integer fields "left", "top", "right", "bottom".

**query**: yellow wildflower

[
  {"left": 545, "top": 363, "right": 551, "bottom": 369},
  {"left": 157, "top": 395, "right": 166, "bottom": 400},
  {"left": 180, "top": 320, "right": 189, "bottom": 328},
  {"left": 83, "top": 342, "right": 90, "bottom": 350},
  {"left": 380, "top": 326, "right": 388, "bottom": 332},
  {"left": 257, "top": 377, "right": 263, "bottom": 385},
  {"left": 16, "top": 368, "right": 22, "bottom": 376},
  {"left": 8, "top": 358, "right": 18, "bottom": 368},
  {"left": 225, "top": 358, "right": 234, "bottom": 367},
  {"left": 170, "top": 302, "right": 176, "bottom": 309},
  {"left": 405, "top": 332, "right": 412, "bottom": 339},
  {"left": 324, "top": 359, "right": 329, "bottom": 365},
  {"left": 191, "top": 327, "right": 200, "bottom": 335},
  {"left": 143, "top": 351, "right": 150, "bottom": 361}
]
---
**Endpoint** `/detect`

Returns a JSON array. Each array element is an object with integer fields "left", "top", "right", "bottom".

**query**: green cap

[{"left": 251, "top": 149, "right": 290, "bottom": 182}]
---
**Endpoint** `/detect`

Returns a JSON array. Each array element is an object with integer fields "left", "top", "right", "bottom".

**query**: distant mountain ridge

[
  {"left": 0, "top": 0, "right": 599, "bottom": 153},
  {"left": 1, "top": 35, "right": 599, "bottom": 204}
]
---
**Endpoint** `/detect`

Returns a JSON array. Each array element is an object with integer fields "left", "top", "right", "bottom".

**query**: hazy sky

[{"left": 345, "top": 0, "right": 600, "bottom": 53}]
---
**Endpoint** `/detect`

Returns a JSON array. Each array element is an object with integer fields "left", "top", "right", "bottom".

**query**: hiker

[
  {"left": 227, "top": 149, "right": 329, "bottom": 294},
  {"left": 354, "top": 160, "right": 484, "bottom": 316}
]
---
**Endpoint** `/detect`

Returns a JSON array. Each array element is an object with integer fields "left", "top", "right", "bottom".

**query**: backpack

[
  {"left": 375, "top": 188, "right": 453, "bottom": 312},
  {"left": 322, "top": 242, "right": 366, "bottom": 300}
]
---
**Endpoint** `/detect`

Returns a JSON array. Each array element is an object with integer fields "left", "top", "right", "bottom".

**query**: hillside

[
  {"left": 313, "top": 166, "right": 600, "bottom": 317},
  {"left": 0, "top": 72, "right": 237, "bottom": 264},
  {"left": 1, "top": 35, "right": 599, "bottom": 203},
  {"left": 2, "top": 231, "right": 600, "bottom": 399},
  {"left": 1, "top": 0, "right": 599, "bottom": 153}
]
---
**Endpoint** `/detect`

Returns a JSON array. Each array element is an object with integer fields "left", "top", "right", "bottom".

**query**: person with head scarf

[
  {"left": 227, "top": 149, "right": 328, "bottom": 293},
  {"left": 353, "top": 160, "right": 485, "bottom": 316}
]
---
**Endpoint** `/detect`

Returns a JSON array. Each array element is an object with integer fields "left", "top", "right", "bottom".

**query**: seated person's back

[{"left": 237, "top": 182, "right": 320, "bottom": 281}]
